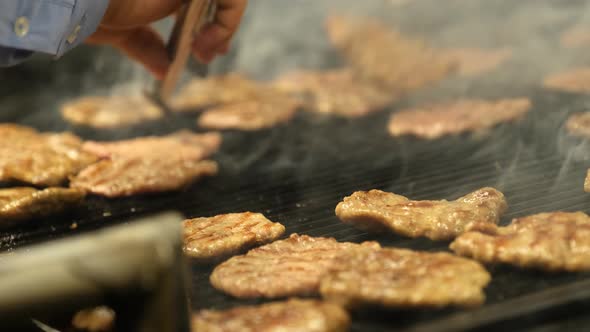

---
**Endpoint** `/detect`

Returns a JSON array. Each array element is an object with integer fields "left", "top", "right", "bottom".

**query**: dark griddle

[
  {"left": 3, "top": 0, "right": 590, "bottom": 330},
  {"left": 2, "top": 87, "right": 590, "bottom": 331}
]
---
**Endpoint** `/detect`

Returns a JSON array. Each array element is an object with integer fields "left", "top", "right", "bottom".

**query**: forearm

[{"left": 0, "top": 0, "right": 110, "bottom": 66}]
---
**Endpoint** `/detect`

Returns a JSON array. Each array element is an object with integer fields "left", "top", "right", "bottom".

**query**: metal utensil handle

[{"left": 159, "top": 0, "right": 216, "bottom": 101}]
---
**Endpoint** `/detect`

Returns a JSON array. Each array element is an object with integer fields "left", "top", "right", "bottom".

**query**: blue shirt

[{"left": 0, "top": 0, "right": 109, "bottom": 66}]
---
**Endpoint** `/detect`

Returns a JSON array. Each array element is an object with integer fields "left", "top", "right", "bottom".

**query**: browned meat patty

[
  {"left": 450, "top": 212, "right": 590, "bottom": 271},
  {"left": 335, "top": 188, "right": 507, "bottom": 241},
  {"left": 565, "top": 112, "right": 590, "bottom": 138},
  {"left": 326, "top": 16, "right": 456, "bottom": 92},
  {"left": 0, "top": 187, "right": 85, "bottom": 225},
  {"left": 183, "top": 212, "right": 286, "bottom": 262},
  {"left": 210, "top": 234, "right": 380, "bottom": 298},
  {"left": 197, "top": 96, "right": 300, "bottom": 130},
  {"left": 82, "top": 131, "right": 222, "bottom": 160},
  {"left": 585, "top": 170, "right": 590, "bottom": 193},
  {"left": 72, "top": 306, "right": 115, "bottom": 332},
  {"left": 0, "top": 124, "right": 98, "bottom": 186},
  {"left": 171, "top": 73, "right": 268, "bottom": 112},
  {"left": 388, "top": 98, "right": 531, "bottom": 139},
  {"left": 193, "top": 299, "right": 350, "bottom": 332},
  {"left": 442, "top": 48, "right": 512, "bottom": 76},
  {"left": 61, "top": 95, "right": 163, "bottom": 129},
  {"left": 70, "top": 158, "right": 217, "bottom": 198},
  {"left": 543, "top": 68, "right": 590, "bottom": 93},
  {"left": 561, "top": 27, "right": 590, "bottom": 48},
  {"left": 273, "top": 69, "right": 395, "bottom": 117},
  {"left": 320, "top": 247, "right": 490, "bottom": 308}
]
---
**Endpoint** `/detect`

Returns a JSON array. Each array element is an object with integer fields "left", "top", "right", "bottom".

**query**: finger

[
  {"left": 110, "top": 27, "right": 171, "bottom": 80},
  {"left": 192, "top": 0, "right": 247, "bottom": 56}
]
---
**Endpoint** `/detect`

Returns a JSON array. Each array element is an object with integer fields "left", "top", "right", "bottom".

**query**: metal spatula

[{"left": 145, "top": 0, "right": 217, "bottom": 112}]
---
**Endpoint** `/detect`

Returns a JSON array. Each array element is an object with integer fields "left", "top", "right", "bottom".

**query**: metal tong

[{"left": 146, "top": 0, "right": 217, "bottom": 110}]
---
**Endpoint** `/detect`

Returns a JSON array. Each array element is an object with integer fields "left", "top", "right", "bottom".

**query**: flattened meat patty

[
  {"left": 0, "top": 124, "right": 97, "bottom": 186},
  {"left": 442, "top": 48, "right": 511, "bottom": 76},
  {"left": 543, "top": 68, "right": 590, "bottom": 94},
  {"left": 0, "top": 187, "right": 85, "bottom": 225},
  {"left": 326, "top": 16, "right": 456, "bottom": 92},
  {"left": 273, "top": 69, "right": 395, "bottom": 117},
  {"left": 388, "top": 98, "right": 531, "bottom": 139},
  {"left": 70, "top": 158, "right": 218, "bottom": 198},
  {"left": 320, "top": 248, "right": 490, "bottom": 308},
  {"left": 565, "top": 112, "right": 590, "bottom": 138},
  {"left": 61, "top": 95, "right": 163, "bottom": 129},
  {"left": 193, "top": 299, "right": 350, "bottom": 332},
  {"left": 451, "top": 212, "right": 590, "bottom": 271},
  {"left": 82, "top": 131, "right": 222, "bottom": 160},
  {"left": 183, "top": 212, "right": 285, "bottom": 262},
  {"left": 561, "top": 27, "right": 590, "bottom": 48},
  {"left": 210, "top": 234, "right": 380, "bottom": 298},
  {"left": 335, "top": 188, "right": 507, "bottom": 241},
  {"left": 171, "top": 73, "right": 266, "bottom": 112},
  {"left": 72, "top": 306, "right": 115, "bottom": 332},
  {"left": 197, "top": 96, "right": 299, "bottom": 130}
]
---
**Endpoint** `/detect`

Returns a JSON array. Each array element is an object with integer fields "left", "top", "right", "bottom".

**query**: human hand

[{"left": 87, "top": 0, "right": 247, "bottom": 79}]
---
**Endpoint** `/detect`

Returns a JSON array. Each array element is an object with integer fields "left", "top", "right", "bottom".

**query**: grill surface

[
  {"left": 2, "top": 89, "right": 590, "bottom": 331},
  {"left": 3, "top": 0, "right": 590, "bottom": 330}
]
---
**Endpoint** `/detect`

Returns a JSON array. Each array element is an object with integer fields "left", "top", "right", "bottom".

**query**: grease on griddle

[
  {"left": 335, "top": 188, "right": 507, "bottom": 241},
  {"left": 451, "top": 212, "right": 590, "bottom": 271}
]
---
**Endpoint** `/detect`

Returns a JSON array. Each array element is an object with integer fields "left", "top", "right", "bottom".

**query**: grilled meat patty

[
  {"left": 70, "top": 158, "right": 217, "bottom": 198},
  {"left": 0, "top": 187, "right": 85, "bottom": 225},
  {"left": 71, "top": 130, "right": 220, "bottom": 197},
  {"left": 210, "top": 234, "right": 380, "bottom": 298},
  {"left": 326, "top": 16, "right": 455, "bottom": 92},
  {"left": 61, "top": 96, "right": 163, "bottom": 129},
  {"left": 543, "top": 68, "right": 590, "bottom": 93},
  {"left": 72, "top": 306, "right": 115, "bottom": 332},
  {"left": 193, "top": 299, "right": 350, "bottom": 332},
  {"left": 0, "top": 124, "right": 97, "bottom": 186},
  {"left": 273, "top": 69, "right": 395, "bottom": 117},
  {"left": 320, "top": 247, "right": 490, "bottom": 308},
  {"left": 388, "top": 98, "right": 531, "bottom": 139},
  {"left": 451, "top": 212, "right": 590, "bottom": 271},
  {"left": 565, "top": 112, "right": 590, "bottom": 138},
  {"left": 442, "top": 48, "right": 512, "bottom": 76},
  {"left": 82, "top": 131, "right": 222, "bottom": 160},
  {"left": 335, "top": 188, "right": 507, "bottom": 241},
  {"left": 183, "top": 212, "right": 285, "bottom": 262},
  {"left": 561, "top": 27, "right": 590, "bottom": 48},
  {"left": 171, "top": 73, "right": 267, "bottom": 112},
  {"left": 197, "top": 96, "right": 299, "bottom": 130}
]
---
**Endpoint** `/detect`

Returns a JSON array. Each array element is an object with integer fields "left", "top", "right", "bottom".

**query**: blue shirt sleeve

[{"left": 0, "top": 0, "right": 110, "bottom": 67}]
